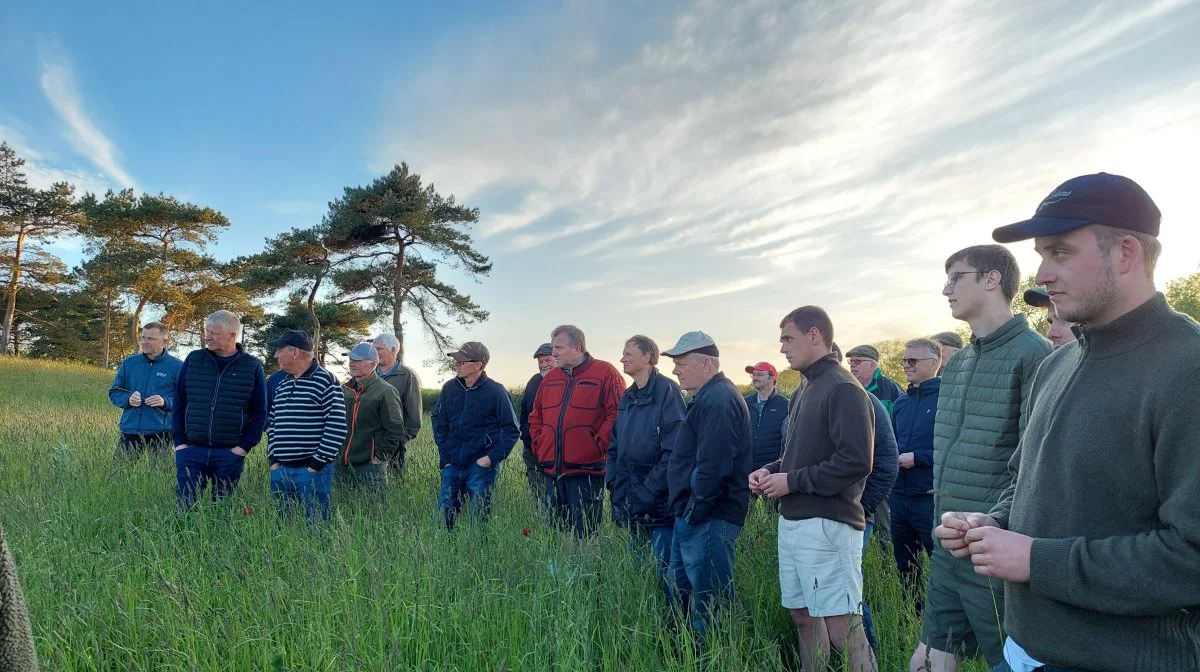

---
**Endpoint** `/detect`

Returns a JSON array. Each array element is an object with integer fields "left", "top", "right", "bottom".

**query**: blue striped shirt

[{"left": 267, "top": 361, "right": 347, "bottom": 469}]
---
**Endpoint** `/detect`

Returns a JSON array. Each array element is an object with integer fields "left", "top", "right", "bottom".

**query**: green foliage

[
  {"left": 0, "top": 357, "right": 994, "bottom": 671},
  {"left": 253, "top": 298, "right": 380, "bottom": 367},
  {"left": 1166, "top": 269, "right": 1200, "bottom": 322},
  {"left": 1011, "top": 275, "right": 1049, "bottom": 337}
]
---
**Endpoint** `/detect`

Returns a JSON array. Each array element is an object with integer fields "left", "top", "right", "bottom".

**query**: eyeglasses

[
  {"left": 901, "top": 357, "right": 937, "bottom": 368},
  {"left": 944, "top": 270, "right": 987, "bottom": 289}
]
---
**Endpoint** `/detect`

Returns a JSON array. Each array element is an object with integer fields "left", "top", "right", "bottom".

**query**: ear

[
  {"left": 1114, "top": 235, "right": 1141, "bottom": 276},
  {"left": 985, "top": 269, "right": 1002, "bottom": 291}
]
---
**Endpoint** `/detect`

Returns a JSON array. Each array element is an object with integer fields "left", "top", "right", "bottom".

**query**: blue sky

[{"left": 3, "top": 0, "right": 1200, "bottom": 387}]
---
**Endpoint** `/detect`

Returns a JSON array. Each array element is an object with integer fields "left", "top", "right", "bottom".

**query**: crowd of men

[{"left": 1, "top": 173, "right": 1194, "bottom": 672}]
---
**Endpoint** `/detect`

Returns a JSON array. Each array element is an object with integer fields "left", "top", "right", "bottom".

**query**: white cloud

[
  {"left": 633, "top": 276, "right": 770, "bottom": 306},
  {"left": 39, "top": 51, "right": 137, "bottom": 190}
]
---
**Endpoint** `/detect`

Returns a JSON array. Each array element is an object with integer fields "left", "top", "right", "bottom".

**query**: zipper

[
  {"left": 554, "top": 370, "right": 577, "bottom": 478},
  {"left": 343, "top": 383, "right": 360, "bottom": 465},
  {"left": 935, "top": 356, "right": 978, "bottom": 515}
]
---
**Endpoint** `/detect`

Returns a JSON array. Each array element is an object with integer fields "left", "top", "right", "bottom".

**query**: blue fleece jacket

[
  {"left": 432, "top": 372, "right": 520, "bottom": 469},
  {"left": 108, "top": 350, "right": 183, "bottom": 435}
]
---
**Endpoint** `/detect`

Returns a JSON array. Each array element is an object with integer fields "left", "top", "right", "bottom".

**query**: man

[
  {"left": 744, "top": 361, "right": 789, "bottom": 470},
  {"left": 663, "top": 331, "right": 752, "bottom": 637},
  {"left": 338, "top": 343, "right": 406, "bottom": 493},
  {"left": 529, "top": 325, "right": 625, "bottom": 537},
  {"left": 172, "top": 310, "right": 267, "bottom": 510},
  {"left": 432, "top": 341, "right": 519, "bottom": 529},
  {"left": 108, "top": 321, "right": 182, "bottom": 456},
  {"left": 372, "top": 333, "right": 423, "bottom": 472},
  {"left": 931, "top": 332, "right": 963, "bottom": 375},
  {"left": 909, "top": 245, "right": 1052, "bottom": 672},
  {"left": 518, "top": 343, "right": 555, "bottom": 497},
  {"left": 890, "top": 338, "right": 941, "bottom": 588},
  {"left": 265, "top": 330, "right": 346, "bottom": 523},
  {"left": 1022, "top": 287, "right": 1077, "bottom": 349},
  {"left": 939, "top": 173, "right": 1200, "bottom": 672},
  {"left": 0, "top": 522, "right": 36, "bottom": 670},
  {"left": 606, "top": 335, "right": 686, "bottom": 594},
  {"left": 846, "top": 344, "right": 905, "bottom": 413},
  {"left": 752, "top": 308, "right": 876, "bottom": 672}
]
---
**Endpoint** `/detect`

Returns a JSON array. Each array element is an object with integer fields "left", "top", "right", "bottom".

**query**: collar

[
  {"left": 906, "top": 377, "right": 941, "bottom": 395},
  {"left": 457, "top": 371, "right": 489, "bottom": 390},
  {"left": 1075, "top": 293, "right": 1174, "bottom": 359},
  {"left": 970, "top": 314, "right": 1032, "bottom": 353},
  {"left": 563, "top": 352, "right": 592, "bottom": 375},
  {"left": 800, "top": 353, "right": 841, "bottom": 381},
  {"left": 291, "top": 359, "right": 319, "bottom": 380},
  {"left": 693, "top": 371, "right": 729, "bottom": 400}
]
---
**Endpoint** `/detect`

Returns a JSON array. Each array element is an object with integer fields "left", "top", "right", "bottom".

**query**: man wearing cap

[
  {"left": 938, "top": 174, "right": 1200, "bottom": 672},
  {"left": 744, "top": 361, "right": 789, "bottom": 471},
  {"left": 109, "top": 321, "right": 182, "bottom": 457},
  {"left": 529, "top": 325, "right": 626, "bottom": 537},
  {"left": 373, "top": 333, "right": 423, "bottom": 472},
  {"left": 753, "top": 308, "right": 876, "bottom": 671},
  {"left": 1022, "top": 287, "right": 1076, "bottom": 350},
  {"left": 662, "top": 331, "right": 752, "bottom": 637},
  {"left": 265, "top": 330, "right": 346, "bottom": 523},
  {"left": 432, "top": 342, "right": 519, "bottom": 529},
  {"left": 518, "top": 343, "right": 555, "bottom": 497},
  {"left": 172, "top": 310, "right": 267, "bottom": 510},
  {"left": 931, "top": 332, "right": 963, "bottom": 375},
  {"left": 909, "top": 245, "right": 1051, "bottom": 672},
  {"left": 890, "top": 338, "right": 942, "bottom": 589},
  {"left": 846, "top": 345, "right": 905, "bottom": 414},
  {"left": 338, "top": 343, "right": 406, "bottom": 493}
]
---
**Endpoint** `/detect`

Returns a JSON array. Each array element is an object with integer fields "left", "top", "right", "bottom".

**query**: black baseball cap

[
  {"left": 992, "top": 173, "right": 1160, "bottom": 243},
  {"left": 1023, "top": 287, "right": 1053, "bottom": 309},
  {"left": 267, "top": 329, "right": 313, "bottom": 351}
]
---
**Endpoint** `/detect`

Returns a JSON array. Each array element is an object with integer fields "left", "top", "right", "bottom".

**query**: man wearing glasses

[
  {"left": 108, "top": 321, "right": 182, "bottom": 457},
  {"left": 909, "top": 246, "right": 1051, "bottom": 672},
  {"left": 889, "top": 338, "right": 942, "bottom": 590}
]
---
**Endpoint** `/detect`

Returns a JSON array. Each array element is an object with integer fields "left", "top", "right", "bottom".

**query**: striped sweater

[{"left": 266, "top": 361, "right": 347, "bottom": 470}]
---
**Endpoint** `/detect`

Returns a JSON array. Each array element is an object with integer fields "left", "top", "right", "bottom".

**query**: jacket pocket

[{"left": 568, "top": 380, "right": 602, "bottom": 410}]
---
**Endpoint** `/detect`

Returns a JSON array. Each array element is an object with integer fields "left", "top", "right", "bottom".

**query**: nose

[
  {"left": 942, "top": 281, "right": 953, "bottom": 297},
  {"left": 1035, "top": 259, "right": 1054, "bottom": 287}
]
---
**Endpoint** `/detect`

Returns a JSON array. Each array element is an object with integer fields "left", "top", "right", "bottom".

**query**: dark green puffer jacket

[
  {"left": 933, "top": 314, "right": 1051, "bottom": 520},
  {"left": 0, "top": 523, "right": 36, "bottom": 671}
]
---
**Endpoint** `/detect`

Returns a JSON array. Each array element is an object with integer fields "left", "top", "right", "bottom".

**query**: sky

[{"left": 3, "top": 0, "right": 1200, "bottom": 388}]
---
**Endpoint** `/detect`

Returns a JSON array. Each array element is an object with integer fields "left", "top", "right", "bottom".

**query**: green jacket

[
  {"left": 378, "top": 360, "right": 423, "bottom": 444},
  {"left": 933, "top": 314, "right": 1051, "bottom": 520},
  {"left": 0, "top": 524, "right": 36, "bottom": 671},
  {"left": 341, "top": 373, "right": 406, "bottom": 467}
]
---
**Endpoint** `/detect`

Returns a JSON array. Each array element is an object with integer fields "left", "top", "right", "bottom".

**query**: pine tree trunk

[
  {"left": 0, "top": 231, "right": 26, "bottom": 356},
  {"left": 391, "top": 248, "right": 406, "bottom": 359},
  {"left": 130, "top": 294, "right": 150, "bottom": 354},
  {"left": 102, "top": 296, "right": 112, "bottom": 368}
]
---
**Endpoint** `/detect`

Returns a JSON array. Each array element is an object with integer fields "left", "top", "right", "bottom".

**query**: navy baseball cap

[
  {"left": 992, "top": 173, "right": 1160, "bottom": 243},
  {"left": 267, "top": 329, "right": 313, "bottom": 351},
  {"left": 1023, "top": 287, "right": 1052, "bottom": 309}
]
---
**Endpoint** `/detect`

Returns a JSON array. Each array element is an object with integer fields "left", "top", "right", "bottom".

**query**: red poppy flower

[
  {"left": 522, "top": 527, "right": 531, "bottom": 537},
  {"left": 244, "top": 505, "right": 254, "bottom": 515}
]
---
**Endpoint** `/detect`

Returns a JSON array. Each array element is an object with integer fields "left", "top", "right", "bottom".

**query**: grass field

[{"left": 0, "top": 356, "right": 991, "bottom": 671}]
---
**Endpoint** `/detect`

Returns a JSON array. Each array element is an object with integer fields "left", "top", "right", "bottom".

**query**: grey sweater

[{"left": 991, "top": 294, "right": 1200, "bottom": 671}]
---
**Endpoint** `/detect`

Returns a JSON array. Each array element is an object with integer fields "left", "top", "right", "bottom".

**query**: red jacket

[{"left": 529, "top": 354, "right": 626, "bottom": 476}]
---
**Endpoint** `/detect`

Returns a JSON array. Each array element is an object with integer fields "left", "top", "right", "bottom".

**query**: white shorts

[{"left": 777, "top": 516, "right": 864, "bottom": 616}]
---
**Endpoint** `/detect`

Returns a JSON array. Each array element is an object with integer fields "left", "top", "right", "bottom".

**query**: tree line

[{"left": 0, "top": 142, "right": 491, "bottom": 369}]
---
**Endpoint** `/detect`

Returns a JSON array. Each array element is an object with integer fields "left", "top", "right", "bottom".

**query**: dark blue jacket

[
  {"left": 171, "top": 344, "right": 267, "bottom": 450},
  {"left": 862, "top": 392, "right": 899, "bottom": 522},
  {"left": 606, "top": 368, "right": 687, "bottom": 528},
  {"left": 519, "top": 372, "right": 543, "bottom": 453},
  {"left": 109, "top": 350, "right": 183, "bottom": 434},
  {"left": 891, "top": 377, "right": 939, "bottom": 497},
  {"left": 432, "top": 372, "right": 520, "bottom": 469},
  {"left": 667, "top": 372, "right": 753, "bottom": 526},
  {"left": 745, "top": 390, "right": 789, "bottom": 469},
  {"left": 266, "top": 369, "right": 288, "bottom": 409}
]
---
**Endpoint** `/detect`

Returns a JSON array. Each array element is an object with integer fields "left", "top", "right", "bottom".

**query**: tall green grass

[{"left": 0, "top": 356, "right": 988, "bottom": 671}]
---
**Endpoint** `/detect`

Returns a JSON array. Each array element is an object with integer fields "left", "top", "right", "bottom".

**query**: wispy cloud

[
  {"left": 633, "top": 276, "right": 770, "bottom": 306},
  {"left": 39, "top": 50, "right": 137, "bottom": 190}
]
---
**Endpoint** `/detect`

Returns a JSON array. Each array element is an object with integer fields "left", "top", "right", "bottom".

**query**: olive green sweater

[
  {"left": 0, "top": 523, "right": 37, "bottom": 671},
  {"left": 991, "top": 294, "right": 1200, "bottom": 671}
]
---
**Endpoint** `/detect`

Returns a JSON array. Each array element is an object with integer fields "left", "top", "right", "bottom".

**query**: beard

[{"left": 1057, "top": 258, "right": 1118, "bottom": 324}]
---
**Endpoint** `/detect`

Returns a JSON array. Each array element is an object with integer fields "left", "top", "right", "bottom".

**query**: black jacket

[
  {"left": 745, "top": 390, "right": 789, "bottom": 469},
  {"left": 172, "top": 344, "right": 266, "bottom": 450},
  {"left": 605, "top": 368, "right": 687, "bottom": 528},
  {"left": 667, "top": 372, "right": 753, "bottom": 526}
]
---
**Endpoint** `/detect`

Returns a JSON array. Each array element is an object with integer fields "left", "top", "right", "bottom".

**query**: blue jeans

[
  {"left": 861, "top": 522, "right": 878, "bottom": 649},
  {"left": 668, "top": 516, "right": 741, "bottom": 637},
  {"left": 629, "top": 525, "right": 674, "bottom": 602},
  {"left": 175, "top": 446, "right": 246, "bottom": 510},
  {"left": 439, "top": 462, "right": 498, "bottom": 529},
  {"left": 270, "top": 465, "right": 333, "bottom": 523}
]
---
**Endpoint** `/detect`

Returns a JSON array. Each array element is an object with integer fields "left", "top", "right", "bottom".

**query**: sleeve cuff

[{"left": 1029, "top": 536, "right": 1074, "bottom": 602}]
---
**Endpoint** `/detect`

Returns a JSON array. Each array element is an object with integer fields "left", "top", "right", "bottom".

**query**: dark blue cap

[
  {"left": 1023, "top": 287, "right": 1052, "bottom": 309},
  {"left": 992, "top": 173, "right": 1160, "bottom": 243},
  {"left": 267, "top": 329, "right": 313, "bottom": 351},
  {"left": 533, "top": 343, "right": 552, "bottom": 358}
]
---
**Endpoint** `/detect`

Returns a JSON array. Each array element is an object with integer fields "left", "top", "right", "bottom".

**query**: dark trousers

[
  {"left": 890, "top": 492, "right": 935, "bottom": 587},
  {"left": 118, "top": 431, "right": 172, "bottom": 457},
  {"left": 174, "top": 446, "right": 246, "bottom": 510},
  {"left": 384, "top": 440, "right": 407, "bottom": 473},
  {"left": 543, "top": 473, "right": 605, "bottom": 537},
  {"left": 521, "top": 446, "right": 545, "bottom": 499}
]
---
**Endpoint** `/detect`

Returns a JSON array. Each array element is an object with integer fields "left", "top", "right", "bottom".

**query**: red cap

[{"left": 744, "top": 361, "right": 778, "bottom": 377}]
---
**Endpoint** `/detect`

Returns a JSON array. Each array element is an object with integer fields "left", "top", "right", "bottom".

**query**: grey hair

[
  {"left": 205, "top": 310, "right": 241, "bottom": 335},
  {"left": 701, "top": 354, "right": 720, "bottom": 371},
  {"left": 904, "top": 338, "right": 941, "bottom": 360},
  {"left": 373, "top": 333, "right": 401, "bottom": 353},
  {"left": 552, "top": 325, "right": 586, "bottom": 351}
]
